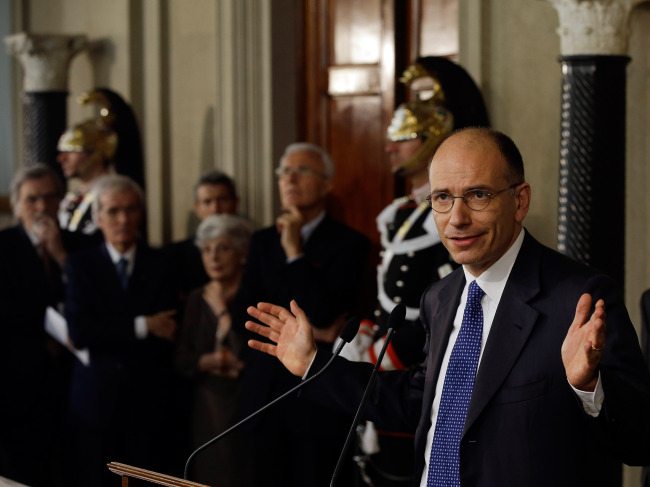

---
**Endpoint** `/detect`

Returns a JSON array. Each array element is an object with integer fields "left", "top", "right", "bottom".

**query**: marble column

[
  {"left": 5, "top": 32, "right": 87, "bottom": 171},
  {"left": 546, "top": 0, "right": 643, "bottom": 288}
]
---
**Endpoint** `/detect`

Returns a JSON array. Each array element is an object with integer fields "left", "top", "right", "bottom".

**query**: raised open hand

[
  {"left": 245, "top": 300, "right": 317, "bottom": 377},
  {"left": 561, "top": 293, "right": 606, "bottom": 392}
]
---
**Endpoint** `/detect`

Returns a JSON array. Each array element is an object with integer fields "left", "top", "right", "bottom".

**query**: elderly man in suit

[
  {"left": 65, "top": 174, "right": 177, "bottom": 487},
  {"left": 232, "top": 142, "right": 370, "bottom": 486},
  {"left": 0, "top": 164, "right": 96, "bottom": 486},
  {"left": 246, "top": 128, "right": 650, "bottom": 487}
]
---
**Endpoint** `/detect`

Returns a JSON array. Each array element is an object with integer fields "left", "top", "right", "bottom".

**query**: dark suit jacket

[
  {"left": 0, "top": 224, "right": 96, "bottom": 408},
  {"left": 0, "top": 224, "right": 96, "bottom": 485},
  {"left": 163, "top": 237, "right": 209, "bottom": 300},
  {"left": 65, "top": 243, "right": 177, "bottom": 430},
  {"left": 308, "top": 232, "right": 650, "bottom": 486},
  {"left": 233, "top": 214, "right": 370, "bottom": 426},
  {"left": 234, "top": 214, "right": 370, "bottom": 331}
]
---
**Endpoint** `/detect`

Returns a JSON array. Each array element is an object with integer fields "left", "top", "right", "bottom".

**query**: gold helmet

[
  {"left": 57, "top": 90, "right": 118, "bottom": 173},
  {"left": 387, "top": 57, "right": 490, "bottom": 174},
  {"left": 387, "top": 62, "right": 454, "bottom": 173}
]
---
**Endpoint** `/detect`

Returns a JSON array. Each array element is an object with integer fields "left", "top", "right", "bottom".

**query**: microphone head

[
  {"left": 387, "top": 303, "right": 406, "bottom": 331},
  {"left": 339, "top": 316, "right": 361, "bottom": 343}
]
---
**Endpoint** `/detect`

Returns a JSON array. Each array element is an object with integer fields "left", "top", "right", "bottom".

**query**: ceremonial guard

[{"left": 57, "top": 88, "right": 144, "bottom": 236}]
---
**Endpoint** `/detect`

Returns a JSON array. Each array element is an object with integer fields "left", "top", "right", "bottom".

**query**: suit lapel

[
  {"left": 126, "top": 246, "right": 152, "bottom": 301},
  {"left": 464, "top": 233, "right": 542, "bottom": 433}
]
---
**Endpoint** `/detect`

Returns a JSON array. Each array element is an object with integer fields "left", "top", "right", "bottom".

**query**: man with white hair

[
  {"left": 65, "top": 174, "right": 177, "bottom": 487},
  {"left": 232, "top": 143, "right": 370, "bottom": 487}
]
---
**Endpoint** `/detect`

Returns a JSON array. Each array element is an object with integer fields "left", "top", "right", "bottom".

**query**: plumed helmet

[
  {"left": 57, "top": 118, "right": 117, "bottom": 166},
  {"left": 387, "top": 56, "right": 490, "bottom": 173},
  {"left": 57, "top": 88, "right": 145, "bottom": 189}
]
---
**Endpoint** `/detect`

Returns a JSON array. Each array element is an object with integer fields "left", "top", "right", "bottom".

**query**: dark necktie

[
  {"left": 116, "top": 257, "right": 129, "bottom": 290},
  {"left": 427, "top": 280, "right": 485, "bottom": 486}
]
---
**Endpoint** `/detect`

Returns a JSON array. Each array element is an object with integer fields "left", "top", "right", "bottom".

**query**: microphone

[
  {"left": 183, "top": 315, "right": 361, "bottom": 480},
  {"left": 330, "top": 303, "right": 406, "bottom": 487}
]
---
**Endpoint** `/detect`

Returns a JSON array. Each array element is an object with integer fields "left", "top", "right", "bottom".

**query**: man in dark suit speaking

[{"left": 245, "top": 128, "right": 650, "bottom": 486}]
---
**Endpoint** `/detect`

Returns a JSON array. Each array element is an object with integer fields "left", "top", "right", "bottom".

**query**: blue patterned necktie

[
  {"left": 427, "top": 280, "right": 485, "bottom": 486},
  {"left": 116, "top": 257, "right": 129, "bottom": 290}
]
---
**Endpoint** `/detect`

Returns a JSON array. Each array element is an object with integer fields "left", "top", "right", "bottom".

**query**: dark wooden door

[{"left": 303, "top": 0, "right": 458, "bottom": 246}]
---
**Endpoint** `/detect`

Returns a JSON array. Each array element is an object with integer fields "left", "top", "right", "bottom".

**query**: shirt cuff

[
  {"left": 301, "top": 351, "right": 317, "bottom": 380},
  {"left": 135, "top": 316, "right": 148, "bottom": 339},
  {"left": 570, "top": 372, "right": 604, "bottom": 417},
  {"left": 286, "top": 253, "right": 304, "bottom": 264}
]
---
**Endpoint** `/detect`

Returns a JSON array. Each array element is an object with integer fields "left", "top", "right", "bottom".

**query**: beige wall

[
  {"left": 461, "top": 0, "right": 562, "bottom": 251},
  {"left": 628, "top": 2, "right": 650, "bottom": 341}
]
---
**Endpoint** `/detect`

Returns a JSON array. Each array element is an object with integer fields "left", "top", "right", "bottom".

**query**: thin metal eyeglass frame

[{"left": 426, "top": 182, "right": 524, "bottom": 213}]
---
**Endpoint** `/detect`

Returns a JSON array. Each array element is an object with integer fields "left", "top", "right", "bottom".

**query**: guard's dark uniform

[{"left": 371, "top": 195, "right": 456, "bottom": 367}]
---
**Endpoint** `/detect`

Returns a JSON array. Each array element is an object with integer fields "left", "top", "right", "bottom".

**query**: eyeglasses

[
  {"left": 426, "top": 182, "right": 523, "bottom": 213},
  {"left": 275, "top": 165, "right": 326, "bottom": 179}
]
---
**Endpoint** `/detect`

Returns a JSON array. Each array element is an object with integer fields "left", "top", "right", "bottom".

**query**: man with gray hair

[
  {"left": 232, "top": 142, "right": 370, "bottom": 486},
  {"left": 0, "top": 164, "right": 97, "bottom": 486},
  {"left": 64, "top": 174, "right": 178, "bottom": 487}
]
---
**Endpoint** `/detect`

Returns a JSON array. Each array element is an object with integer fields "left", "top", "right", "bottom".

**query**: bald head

[{"left": 433, "top": 127, "right": 525, "bottom": 187}]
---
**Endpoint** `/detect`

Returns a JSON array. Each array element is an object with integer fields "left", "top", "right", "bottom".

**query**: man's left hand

[{"left": 561, "top": 293, "right": 606, "bottom": 392}]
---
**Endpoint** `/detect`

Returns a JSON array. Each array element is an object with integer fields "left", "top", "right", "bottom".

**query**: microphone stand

[{"left": 329, "top": 326, "right": 398, "bottom": 486}]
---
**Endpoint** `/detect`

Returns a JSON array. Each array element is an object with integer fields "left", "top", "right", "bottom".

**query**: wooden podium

[{"left": 107, "top": 463, "right": 211, "bottom": 487}]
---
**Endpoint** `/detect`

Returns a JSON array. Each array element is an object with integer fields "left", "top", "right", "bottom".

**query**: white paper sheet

[{"left": 44, "top": 306, "right": 90, "bottom": 366}]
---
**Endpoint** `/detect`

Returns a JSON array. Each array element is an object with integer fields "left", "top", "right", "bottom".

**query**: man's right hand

[
  {"left": 246, "top": 300, "right": 317, "bottom": 377},
  {"left": 146, "top": 310, "right": 177, "bottom": 341},
  {"left": 276, "top": 206, "right": 304, "bottom": 259}
]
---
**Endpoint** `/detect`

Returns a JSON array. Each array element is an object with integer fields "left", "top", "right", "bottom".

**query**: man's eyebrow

[{"left": 430, "top": 185, "right": 494, "bottom": 194}]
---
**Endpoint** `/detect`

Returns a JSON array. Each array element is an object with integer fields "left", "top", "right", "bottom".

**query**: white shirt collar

[
  {"left": 462, "top": 228, "right": 526, "bottom": 304},
  {"left": 300, "top": 210, "right": 326, "bottom": 244}
]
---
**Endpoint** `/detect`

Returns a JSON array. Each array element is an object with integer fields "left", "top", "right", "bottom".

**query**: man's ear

[{"left": 515, "top": 183, "right": 531, "bottom": 224}]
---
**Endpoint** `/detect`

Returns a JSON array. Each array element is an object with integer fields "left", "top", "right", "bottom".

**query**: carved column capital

[
  {"left": 544, "top": 0, "right": 643, "bottom": 55},
  {"left": 4, "top": 32, "right": 87, "bottom": 91}
]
